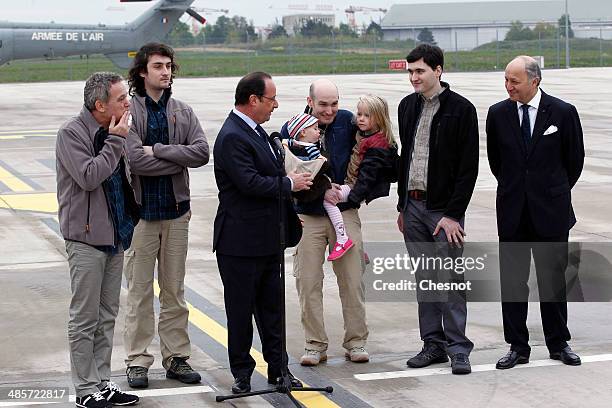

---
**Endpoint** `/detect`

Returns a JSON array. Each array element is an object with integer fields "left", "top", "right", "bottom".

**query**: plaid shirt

[
  {"left": 140, "top": 91, "right": 190, "bottom": 221},
  {"left": 94, "top": 161, "right": 135, "bottom": 254},
  {"left": 408, "top": 87, "right": 445, "bottom": 191}
]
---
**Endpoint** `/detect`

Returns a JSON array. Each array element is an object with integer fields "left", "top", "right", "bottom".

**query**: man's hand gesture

[{"left": 109, "top": 111, "right": 130, "bottom": 138}]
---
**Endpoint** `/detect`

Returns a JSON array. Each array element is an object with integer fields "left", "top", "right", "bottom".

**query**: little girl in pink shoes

[
  {"left": 284, "top": 94, "right": 397, "bottom": 262},
  {"left": 324, "top": 94, "right": 398, "bottom": 261}
]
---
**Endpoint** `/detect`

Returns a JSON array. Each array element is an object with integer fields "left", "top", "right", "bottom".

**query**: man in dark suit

[
  {"left": 486, "top": 56, "right": 585, "bottom": 369},
  {"left": 213, "top": 72, "right": 313, "bottom": 394}
]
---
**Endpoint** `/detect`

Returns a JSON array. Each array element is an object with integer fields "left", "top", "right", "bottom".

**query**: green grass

[
  {"left": 0, "top": 56, "right": 118, "bottom": 83},
  {"left": 1, "top": 38, "right": 611, "bottom": 83},
  {"left": 471, "top": 38, "right": 612, "bottom": 69}
]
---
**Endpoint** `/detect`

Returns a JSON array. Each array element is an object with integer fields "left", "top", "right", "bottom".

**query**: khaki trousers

[
  {"left": 294, "top": 208, "right": 369, "bottom": 352},
  {"left": 123, "top": 211, "right": 191, "bottom": 370},
  {"left": 66, "top": 241, "right": 123, "bottom": 397}
]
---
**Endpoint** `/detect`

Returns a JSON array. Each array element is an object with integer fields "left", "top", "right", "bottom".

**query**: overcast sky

[{"left": 1, "top": 0, "right": 553, "bottom": 28}]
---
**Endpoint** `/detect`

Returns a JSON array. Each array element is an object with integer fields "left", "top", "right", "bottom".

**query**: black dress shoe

[
  {"left": 550, "top": 346, "right": 581, "bottom": 366},
  {"left": 407, "top": 343, "right": 448, "bottom": 368},
  {"left": 267, "top": 371, "right": 303, "bottom": 388},
  {"left": 496, "top": 349, "right": 530, "bottom": 369},
  {"left": 231, "top": 377, "right": 251, "bottom": 394}
]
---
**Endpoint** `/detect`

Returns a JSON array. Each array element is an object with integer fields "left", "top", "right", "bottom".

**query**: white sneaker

[
  {"left": 345, "top": 346, "right": 369, "bottom": 363},
  {"left": 100, "top": 381, "right": 139, "bottom": 406},
  {"left": 300, "top": 349, "right": 328, "bottom": 366}
]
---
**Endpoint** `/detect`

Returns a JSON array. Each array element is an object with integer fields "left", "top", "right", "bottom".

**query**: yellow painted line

[
  {"left": 0, "top": 129, "right": 56, "bottom": 134},
  {"left": 0, "top": 192, "right": 57, "bottom": 213},
  {"left": 0, "top": 165, "right": 34, "bottom": 192},
  {"left": 0, "top": 129, "right": 56, "bottom": 140},
  {"left": 153, "top": 281, "right": 340, "bottom": 407},
  {"left": 0, "top": 134, "right": 55, "bottom": 140}
]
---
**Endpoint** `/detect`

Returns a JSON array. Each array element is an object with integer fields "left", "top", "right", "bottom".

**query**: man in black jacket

[{"left": 397, "top": 44, "right": 479, "bottom": 374}]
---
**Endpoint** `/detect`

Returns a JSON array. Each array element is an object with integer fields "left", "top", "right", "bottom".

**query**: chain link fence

[{"left": 1, "top": 29, "right": 611, "bottom": 83}]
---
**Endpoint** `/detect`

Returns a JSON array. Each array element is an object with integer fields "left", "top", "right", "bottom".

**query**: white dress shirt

[
  {"left": 232, "top": 108, "right": 277, "bottom": 154},
  {"left": 516, "top": 88, "right": 541, "bottom": 136},
  {"left": 232, "top": 108, "right": 260, "bottom": 133}
]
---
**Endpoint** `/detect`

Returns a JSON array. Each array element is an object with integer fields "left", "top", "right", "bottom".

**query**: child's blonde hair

[{"left": 356, "top": 94, "right": 396, "bottom": 147}]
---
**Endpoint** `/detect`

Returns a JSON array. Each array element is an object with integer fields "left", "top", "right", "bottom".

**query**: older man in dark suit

[
  {"left": 213, "top": 71, "right": 312, "bottom": 394},
  {"left": 486, "top": 56, "right": 585, "bottom": 369}
]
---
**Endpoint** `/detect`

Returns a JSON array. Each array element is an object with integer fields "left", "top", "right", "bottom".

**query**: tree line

[
  {"left": 166, "top": 15, "right": 385, "bottom": 46},
  {"left": 504, "top": 15, "right": 574, "bottom": 41}
]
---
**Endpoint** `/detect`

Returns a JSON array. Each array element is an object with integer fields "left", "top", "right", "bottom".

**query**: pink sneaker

[{"left": 327, "top": 239, "right": 354, "bottom": 261}]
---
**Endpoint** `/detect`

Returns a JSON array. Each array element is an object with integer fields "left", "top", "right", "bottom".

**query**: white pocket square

[{"left": 543, "top": 125, "right": 558, "bottom": 135}]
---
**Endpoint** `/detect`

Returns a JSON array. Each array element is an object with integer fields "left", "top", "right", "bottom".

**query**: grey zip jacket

[
  {"left": 127, "top": 93, "right": 209, "bottom": 204},
  {"left": 56, "top": 106, "right": 131, "bottom": 246}
]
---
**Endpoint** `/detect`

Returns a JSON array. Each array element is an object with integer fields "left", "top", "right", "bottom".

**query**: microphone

[{"left": 269, "top": 131, "right": 285, "bottom": 165}]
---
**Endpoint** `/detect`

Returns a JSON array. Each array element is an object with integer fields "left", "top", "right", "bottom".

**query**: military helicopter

[{"left": 0, "top": 0, "right": 206, "bottom": 68}]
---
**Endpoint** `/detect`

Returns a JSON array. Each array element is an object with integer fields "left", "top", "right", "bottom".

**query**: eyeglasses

[{"left": 258, "top": 94, "right": 277, "bottom": 102}]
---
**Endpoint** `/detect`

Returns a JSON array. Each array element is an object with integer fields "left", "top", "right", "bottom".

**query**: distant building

[
  {"left": 381, "top": 0, "right": 612, "bottom": 50},
  {"left": 282, "top": 14, "right": 335, "bottom": 36}
]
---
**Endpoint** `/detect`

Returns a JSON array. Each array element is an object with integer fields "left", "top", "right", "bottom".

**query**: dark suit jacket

[
  {"left": 213, "top": 111, "right": 301, "bottom": 256},
  {"left": 486, "top": 90, "right": 585, "bottom": 238}
]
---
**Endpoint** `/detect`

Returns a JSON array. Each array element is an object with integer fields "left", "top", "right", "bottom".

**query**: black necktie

[
  {"left": 255, "top": 125, "right": 278, "bottom": 161},
  {"left": 521, "top": 104, "right": 531, "bottom": 146},
  {"left": 255, "top": 125, "right": 268, "bottom": 142}
]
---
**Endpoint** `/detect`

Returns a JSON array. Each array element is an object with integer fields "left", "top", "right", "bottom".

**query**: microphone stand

[{"left": 216, "top": 136, "right": 333, "bottom": 407}]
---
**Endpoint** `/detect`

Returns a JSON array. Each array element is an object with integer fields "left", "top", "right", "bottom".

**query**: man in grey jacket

[
  {"left": 56, "top": 72, "right": 140, "bottom": 408},
  {"left": 123, "top": 43, "right": 210, "bottom": 388}
]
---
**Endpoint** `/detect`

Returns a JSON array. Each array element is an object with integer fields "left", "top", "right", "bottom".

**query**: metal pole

[
  {"left": 332, "top": 29, "right": 336, "bottom": 74},
  {"left": 539, "top": 30, "right": 542, "bottom": 56},
  {"left": 246, "top": 30, "right": 251, "bottom": 73},
  {"left": 289, "top": 36, "right": 294, "bottom": 74},
  {"left": 600, "top": 21, "right": 603, "bottom": 66},
  {"left": 496, "top": 25, "right": 499, "bottom": 70},
  {"left": 557, "top": 25, "right": 561, "bottom": 68},
  {"left": 455, "top": 30, "right": 458, "bottom": 70},
  {"left": 565, "top": 0, "right": 570, "bottom": 68},
  {"left": 374, "top": 34, "right": 377, "bottom": 73},
  {"left": 455, "top": 30, "right": 458, "bottom": 51}
]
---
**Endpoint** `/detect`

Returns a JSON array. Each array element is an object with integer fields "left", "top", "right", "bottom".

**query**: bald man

[
  {"left": 280, "top": 79, "right": 369, "bottom": 366},
  {"left": 486, "top": 56, "right": 585, "bottom": 369}
]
